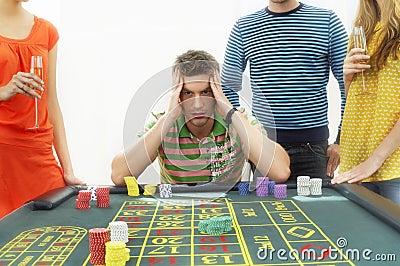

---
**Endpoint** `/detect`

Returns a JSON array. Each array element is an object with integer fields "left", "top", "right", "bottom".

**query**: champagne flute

[
  {"left": 27, "top": 55, "right": 43, "bottom": 130},
  {"left": 350, "top": 26, "right": 371, "bottom": 95}
]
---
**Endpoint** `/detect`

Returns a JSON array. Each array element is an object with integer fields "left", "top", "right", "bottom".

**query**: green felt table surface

[{"left": 0, "top": 185, "right": 399, "bottom": 266}]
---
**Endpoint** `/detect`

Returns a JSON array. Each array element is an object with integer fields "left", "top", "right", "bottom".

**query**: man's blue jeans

[
  {"left": 252, "top": 140, "right": 329, "bottom": 182},
  {"left": 280, "top": 140, "right": 329, "bottom": 182}
]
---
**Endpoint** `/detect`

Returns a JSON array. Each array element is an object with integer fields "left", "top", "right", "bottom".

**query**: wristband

[{"left": 225, "top": 107, "right": 238, "bottom": 127}]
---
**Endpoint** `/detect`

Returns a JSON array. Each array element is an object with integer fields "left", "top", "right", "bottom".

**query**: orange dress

[{"left": 0, "top": 16, "right": 65, "bottom": 219}]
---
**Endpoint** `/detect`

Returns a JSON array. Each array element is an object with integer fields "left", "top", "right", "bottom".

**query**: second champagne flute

[{"left": 350, "top": 26, "right": 371, "bottom": 95}]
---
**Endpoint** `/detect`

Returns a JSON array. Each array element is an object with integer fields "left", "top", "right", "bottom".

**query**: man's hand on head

[
  {"left": 166, "top": 69, "right": 183, "bottom": 121},
  {"left": 210, "top": 70, "right": 233, "bottom": 117}
]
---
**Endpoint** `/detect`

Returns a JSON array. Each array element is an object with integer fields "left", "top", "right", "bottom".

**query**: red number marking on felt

[
  {"left": 199, "top": 203, "right": 217, "bottom": 208},
  {"left": 155, "top": 229, "right": 183, "bottom": 236},
  {"left": 148, "top": 257, "right": 177, "bottom": 265},
  {"left": 200, "top": 236, "right": 227, "bottom": 243},
  {"left": 199, "top": 245, "right": 231, "bottom": 253},
  {"left": 148, "top": 258, "right": 163, "bottom": 266},
  {"left": 200, "top": 236, "right": 215, "bottom": 243},
  {"left": 300, "top": 244, "right": 330, "bottom": 260},
  {"left": 221, "top": 245, "right": 230, "bottom": 252},
  {"left": 219, "top": 236, "right": 227, "bottom": 242},
  {"left": 131, "top": 206, "right": 146, "bottom": 210},
  {"left": 200, "top": 245, "right": 217, "bottom": 252}
]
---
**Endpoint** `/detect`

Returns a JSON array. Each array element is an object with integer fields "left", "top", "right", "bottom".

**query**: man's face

[{"left": 180, "top": 74, "right": 216, "bottom": 129}]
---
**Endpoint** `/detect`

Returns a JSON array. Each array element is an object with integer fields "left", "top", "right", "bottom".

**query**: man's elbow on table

[
  {"left": 273, "top": 167, "right": 291, "bottom": 184},
  {"left": 269, "top": 151, "right": 291, "bottom": 183}
]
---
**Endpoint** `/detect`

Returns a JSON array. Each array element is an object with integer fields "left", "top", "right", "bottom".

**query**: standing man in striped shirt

[
  {"left": 111, "top": 50, "right": 290, "bottom": 186},
  {"left": 222, "top": 0, "right": 348, "bottom": 181}
]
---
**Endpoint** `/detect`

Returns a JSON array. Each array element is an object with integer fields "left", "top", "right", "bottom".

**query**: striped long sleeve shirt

[{"left": 221, "top": 3, "right": 347, "bottom": 143}]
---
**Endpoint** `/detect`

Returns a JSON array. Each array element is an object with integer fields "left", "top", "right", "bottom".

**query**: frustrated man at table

[{"left": 111, "top": 50, "right": 290, "bottom": 186}]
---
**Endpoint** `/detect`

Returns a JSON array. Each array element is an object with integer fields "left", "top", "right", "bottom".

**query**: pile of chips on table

[
  {"left": 89, "top": 228, "right": 110, "bottom": 265},
  {"left": 124, "top": 176, "right": 139, "bottom": 196},
  {"left": 198, "top": 216, "right": 233, "bottom": 235},
  {"left": 88, "top": 222, "right": 131, "bottom": 265},
  {"left": 76, "top": 190, "right": 91, "bottom": 209},
  {"left": 238, "top": 181, "right": 250, "bottom": 195},
  {"left": 297, "top": 176, "right": 311, "bottom": 196},
  {"left": 273, "top": 184, "right": 287, "bottom": 198},
  {"left": 297, "top": 176, "right": 322, "bottom": 196},
  {"left": 255, "top": 177, "right": 269, "bottom": 196},
  {"left": 96, "top": 186, "right": 110, "bottom": 208},
  {"left": 105, "top": 241, "right": 130, "bottom": 266},
  {"left": 268, "top": 181, "right": 275, "bottom": 194},
  {"left": 76, "top": 187, "right": 110, "bottom": 210},
  {"left": 310, "top": 178, "right": 322, "bottom": 195},
  {"left": 143, "top": 184, "right": 156, "bottom": 196},
  {"left": 159, "top": 184, "right": 172, "bottom": 198},
  {"left": 239, "top": 177, "right": 287, "bottom": 198},
  {"left": 109, "top": 221, "right": 129, "bottom": 243}
]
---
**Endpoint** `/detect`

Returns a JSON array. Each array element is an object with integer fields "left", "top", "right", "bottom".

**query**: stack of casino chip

[
  {"left": 238, "top": 181, "right": 250, "bottom": 195},
  {"left": 87, "top": 186, "right": 98, "bottom": 201},
  {"left": 124, "top": 176, "right": 140, "bottom": 196},
  {"left": 297, "top": 176, "right": 311, "bottom": 196},
  {"left": 256, "top": 177, "right": 269, "bottom": 197},
  {"left": 89, "top": 228, "right": 110, "bottom": 265},
  {"left": 159, "top": 184, "right": 172, "bottom": 198},
  {"left": 96, "top": 186, "right": 110, "bottom": 208},
  {"left": 198, "top": 216, "right": 233, "bottom": 235},
  {"left": 310, "top": 178, "right": 323, "bottom": 196},
  {"left": 105, "top": 241, "right": 130, "bottom": 265},
  {"left": 143, "top": 184, "right": 156, "bottom": 196},
  {"left": 268, "top": 181, "right": 275, "bottom": 195},
  {"left": 109, "top": 221, "right": 129, "bottom": 243},
  {"left": 274, "top": 184, "right": 287, "bottom": 199},
  {"left": 76, "top": 190, "right": 91, "bottom": 209}
]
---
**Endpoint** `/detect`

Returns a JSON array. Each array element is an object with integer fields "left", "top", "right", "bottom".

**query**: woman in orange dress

[{"left": 0, "top": 0, "right": 84, "bottom": 219}]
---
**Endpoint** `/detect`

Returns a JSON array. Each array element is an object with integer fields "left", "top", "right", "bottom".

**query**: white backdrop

[{"left": 24, "top": 0, "right": 358, "bottom": 185}]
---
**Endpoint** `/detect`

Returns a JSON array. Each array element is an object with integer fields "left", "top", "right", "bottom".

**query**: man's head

[
  {"left": 173, "top": 50, "right": 219, "bottom": 132},
  {"left": 173, "top": 50, "right": 219, "bottom": 76}
]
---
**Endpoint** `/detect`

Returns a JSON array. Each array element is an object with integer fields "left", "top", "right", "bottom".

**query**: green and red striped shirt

[{"left": 158, "top": 111, "right": 245, "bottom": 184}]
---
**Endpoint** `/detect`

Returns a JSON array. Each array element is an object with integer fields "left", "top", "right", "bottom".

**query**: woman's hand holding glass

[
  {"left": 346, "top": 26, "right": 373, "bottom": 95},
  {"left": 343, "top": 48, "right": 370, "bottom": 93},
  {"left": 0, "top": 71, "right": 43, "bottom": 101}
]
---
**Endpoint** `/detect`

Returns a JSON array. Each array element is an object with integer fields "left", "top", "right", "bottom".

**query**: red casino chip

[
  {"left": 89, "top": 228, "right": 109, "bottom": 265},
  {"left": 78, "top": 190, "right": 92, "bottom": 201},
  {"left": 75, "top": 199, "right": 90, "bottom": 209}
]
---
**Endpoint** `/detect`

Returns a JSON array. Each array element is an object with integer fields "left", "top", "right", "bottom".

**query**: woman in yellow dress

[{"left": 332, "top": 0, "right": 400, "bottom": 205}]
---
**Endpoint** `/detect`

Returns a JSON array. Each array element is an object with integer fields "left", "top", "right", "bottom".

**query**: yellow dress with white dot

[{"left": 339, "top": 24, "right": 400, "bottom": 182}]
